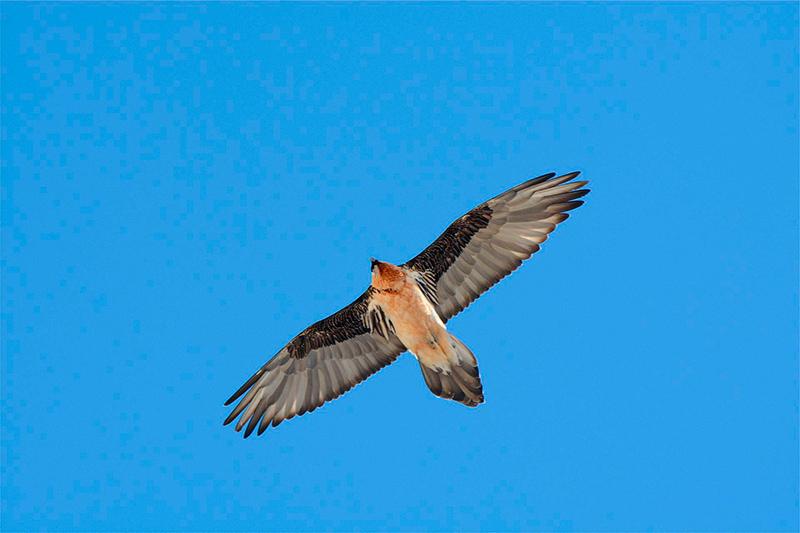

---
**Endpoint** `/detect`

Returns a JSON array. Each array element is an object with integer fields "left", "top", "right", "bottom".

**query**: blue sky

[{"left": 2, "top": 3, "right": 797, "bottom": 531}]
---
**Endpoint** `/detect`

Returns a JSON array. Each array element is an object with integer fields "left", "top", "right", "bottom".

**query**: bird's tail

[{"left": 419, "top": 333, "right": 484, "bottom": 407}]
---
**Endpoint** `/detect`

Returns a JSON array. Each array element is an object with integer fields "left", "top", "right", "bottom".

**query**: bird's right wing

[
  {"left": 404, "top": 171, "right": 589, "bottom": 322},
  {"left": 224, "top": 289, "right": 405, "bottom": 437}
]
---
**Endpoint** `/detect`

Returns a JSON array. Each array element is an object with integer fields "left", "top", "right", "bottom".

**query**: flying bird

[{"left": 224, "top": 171, "right": 589, "bottom": 437}]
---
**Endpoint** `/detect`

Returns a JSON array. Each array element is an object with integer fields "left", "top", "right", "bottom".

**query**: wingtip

[
  {"left": 560, "top": 170, "right": 587, "bottom": 186},
  {"left": 527, "top": 172, "right": 557, "bottom": 186},
  {"left": 520, "top": 170, "right": 584, "bottom": 193},
  {"left": 224, "top": 367, "right": 267, "bottom": 407}
]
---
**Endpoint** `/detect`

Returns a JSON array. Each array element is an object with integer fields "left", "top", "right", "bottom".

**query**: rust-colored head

[{"left": 370, "top": 258, "right": 405, "bottom": 292}]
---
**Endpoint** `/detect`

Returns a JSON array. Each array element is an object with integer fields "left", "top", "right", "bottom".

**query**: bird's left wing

[
  {"left": 224, "top": 289, "right": 405, "bottom": 437},
  {"left": 404, "top": 171, "right": 589, "bottom": 322}
]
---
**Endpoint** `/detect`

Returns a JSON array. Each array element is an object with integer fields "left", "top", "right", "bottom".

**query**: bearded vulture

[{"left": 224, "top": 171, "right": 589, "bottom": 437}]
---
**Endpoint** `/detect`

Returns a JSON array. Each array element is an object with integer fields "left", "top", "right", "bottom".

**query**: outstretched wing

[
  {"left": 224, "top": 290, "right": 405, "bottom": 437},
  {"left": 405, "top": 171, "right": 589, "bottom": 322}
]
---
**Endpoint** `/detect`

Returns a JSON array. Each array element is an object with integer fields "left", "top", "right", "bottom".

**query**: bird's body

[
  {"left": 224, "top": 171, "right": 589, "bottom": 436},
  {"left": 371, "top": 262, "right": 459, "bottom": 373}
]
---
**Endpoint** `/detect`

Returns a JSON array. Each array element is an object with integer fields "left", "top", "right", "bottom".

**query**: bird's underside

[{"left": 224, "top": 171, "right": 589, "bottom": 437}]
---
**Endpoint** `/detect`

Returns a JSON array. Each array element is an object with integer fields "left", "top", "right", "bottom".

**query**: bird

[{"left": 224, "top": 171, "right": 589, "bottom": 437}]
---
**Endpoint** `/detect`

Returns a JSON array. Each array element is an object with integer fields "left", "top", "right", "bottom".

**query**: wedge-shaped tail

[{"left": 419, "top": 333, "right": 484, "bottom": 407}]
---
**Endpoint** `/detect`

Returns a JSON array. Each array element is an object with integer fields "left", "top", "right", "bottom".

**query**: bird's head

[{"left": 370, "top": 258, "right": 405, "bottom": 291}]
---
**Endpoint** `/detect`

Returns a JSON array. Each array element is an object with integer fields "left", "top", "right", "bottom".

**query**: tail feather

[{"left": 419, "top": 333, "right": 484, "bottom": 407}]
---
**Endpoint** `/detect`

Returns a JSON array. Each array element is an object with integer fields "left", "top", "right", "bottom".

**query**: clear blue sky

[{"left": 2, "top": 3, "right": 797, "bottom": 531}]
